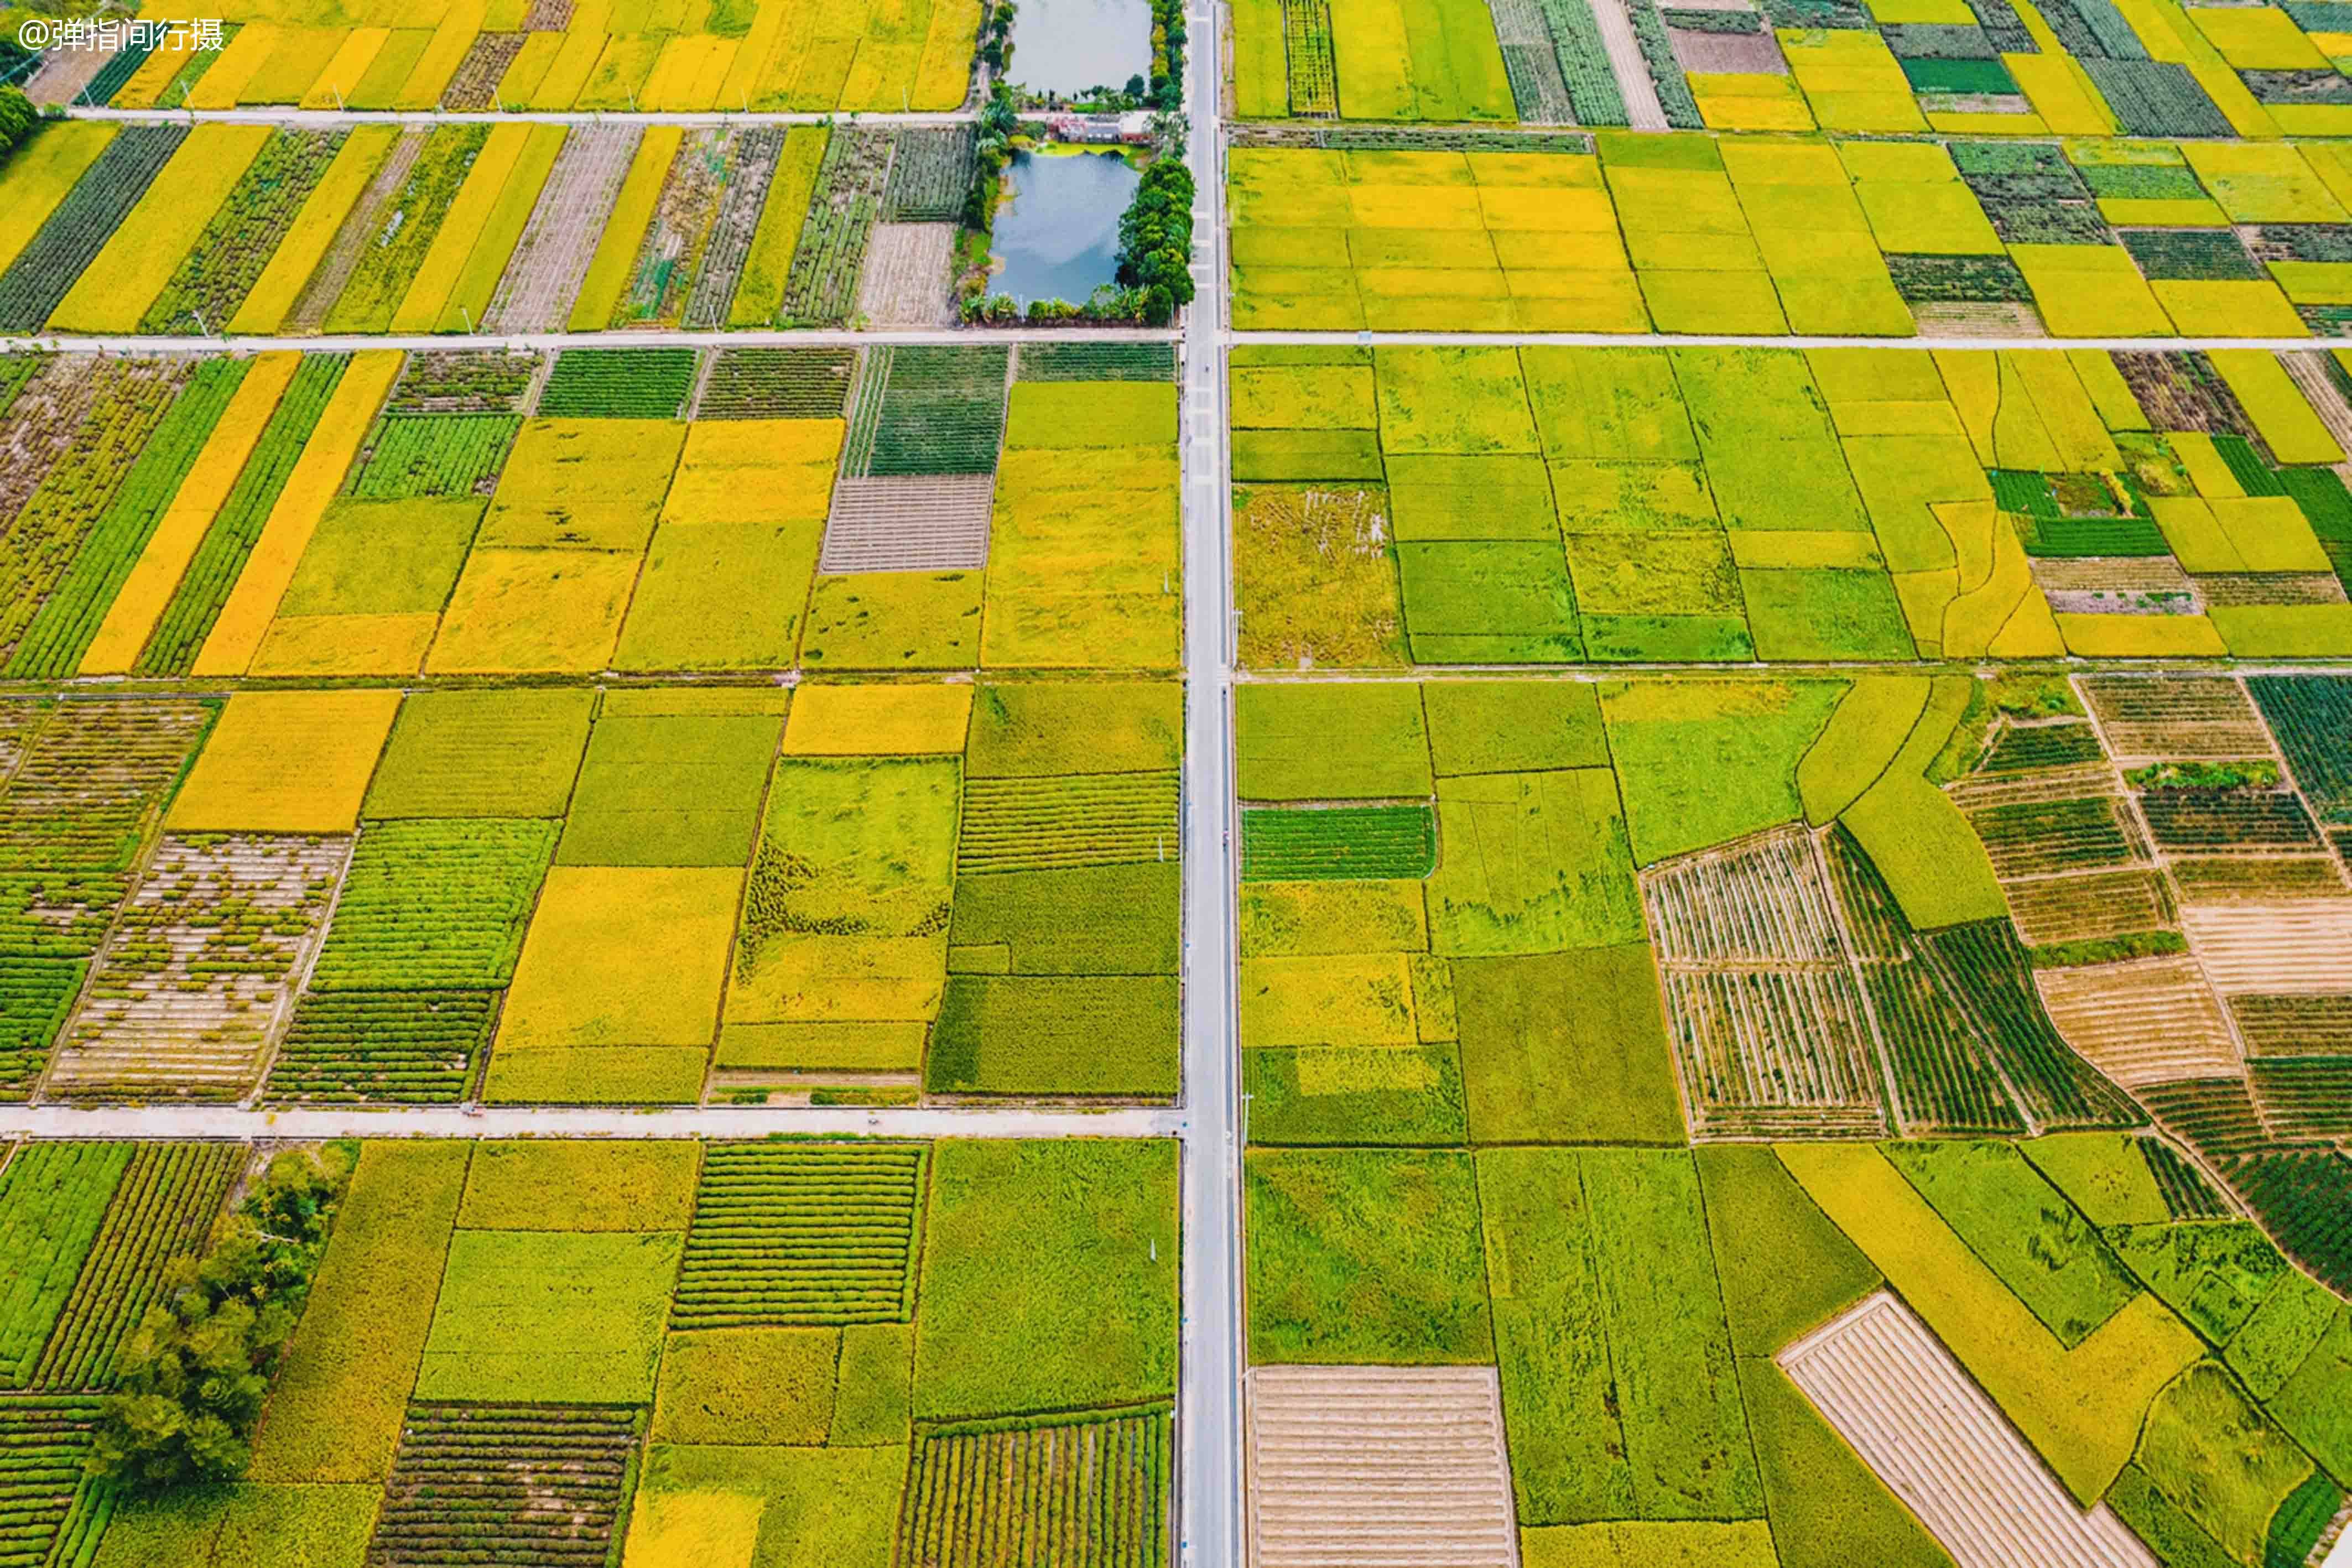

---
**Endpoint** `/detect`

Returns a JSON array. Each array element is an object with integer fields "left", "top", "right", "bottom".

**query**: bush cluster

[
  {"left": 0, "top": 88, "right": 36, "bottom": 163},
  {"left": 88, "top": 1143, "right": 356, "bottom": 1491},
  {"left": 1116, "top": 158, "right": 1196, "bottom": 326}
]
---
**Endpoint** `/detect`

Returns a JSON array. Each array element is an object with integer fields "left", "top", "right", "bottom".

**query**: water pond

[
  {"left": 988, "top": 149, "right": 1138, "bottom": 308},
  {"left": 1007, "top": 0, "right": 1153, "bottom": 97}
]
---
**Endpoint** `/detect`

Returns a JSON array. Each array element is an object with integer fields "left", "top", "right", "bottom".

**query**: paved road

[
  {"left": 7, "top": 326, "right": 1178, "bottom": 356},
  {"left": 0, "top": 1103, "right": 1183, "bottom": 1140},
  {"left": 1177, "top": 0, "right": 1245, "bottom": 1562},
  {"left": 59, "top": 104, "right": 977, "bottom": 127},
  {"left": 1229, "top": 330, "right": 2352, "bottom": 352}
]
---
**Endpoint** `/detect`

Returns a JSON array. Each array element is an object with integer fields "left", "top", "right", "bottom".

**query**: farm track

[
  {"left": 59, "top": 106, "right": 980, "bottom": 127},
  {"left": 0, "top": 1104, "right": 1183, "bottom": 1138}
]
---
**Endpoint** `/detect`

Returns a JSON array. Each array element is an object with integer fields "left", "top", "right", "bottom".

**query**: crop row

[
  {"left": 141, "top": 129, "right": 347, "bottom": 335},
  {"left": 2247, "top": 675, "right": 2352, "bottom": 825},
  {"left": 2137, "top": 790, "right": 2322, "bottom": 852},
  {"left": 387, "top": 351, "right": 539, "bottom": 414},
  {"left": 1282, "top": 0, "right": 1339, "bottom": 117},
  {"left": 0, "top": 1144, "right": 131, "bottom": 1385},
  {"left": 615, "top": 129, "right": 729, "bottom": 329},
  {"left": 369, "top": 1402, "right": 637, "bottom": 1568},
  {"left": 883, "top": 127, "right": 975, "bottom": 223},
  {"left": 30, "top": 1140, "right": 238, "bottom": 1389},
  {"left": 1016, "top": 343, "right": 1177, "bottom": 384},
  {"left": 697, "top": 347, "right": 854, "bottom": 419},
  {"left": 0, "top": 699, "right": 213, "bottom": 881},
  {"left": 2224, "top": 1149, "right": 2352, "bottom": 1295},
  {"left": 959, "top": 773, "right": 1181, "bottom": 874},
  {"left": 0, "top": 125, "right": 188, "bottom": 334},
  {"left": 1978, "top": 723, "right": 2105, "bottom": 774},
  {"left": 865, "top": 346, "right": 1009, "bottom": 477},
  {"left": 307, "top": 819, "right": 556, "bottom": 992},
  {"left": 536, "top": 346, "right": 696, "bottom": 419},
  {"left": 779, "top": 129, "right": 891, "bottom": 328},
  {"left": 901, "top": 1408, "right": 1171, "bottom": 1568},
  {"left": 1240, "top": 804, "right": 1435, "bottom": 882},
  {"left": 49, "top": 835, "right": 344, "bottom": 1102},
  {"left": 0, "top": 959, "right": 84, "bottom": 1093},
  {"left": 682, "top": 127, "right": 785, "bottom": 332},
  {"left": 6, "top": 358, "right": 242, "bottom": 681},
  {"left": 0, "top": 362, "right": 187, "bottom": 672},
  {"left": 347, "top": 413, "right": 523, "bottom": 500},
  {"left": 266, "top": 988, "right": 495, "bottom": 1104},
  {"left": 324, "top": 126, "right": 488, "bottom": 335},
  {"left": 0, "top": 1396, "right": 105, "bottom": 1568},
  {"left": 135, "top": 353, "right": 350, "bottom": 676},
  {"left": 674, "top": 1143, "right": 927, "bottom": 1327},
  {"left": 1917, "top": 919, "right": 2141, "bottom": 1129}
]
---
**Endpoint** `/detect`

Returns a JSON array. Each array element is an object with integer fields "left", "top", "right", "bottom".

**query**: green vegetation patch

[
  {"left": 363, "top": 689, "right": 596, "bottom": 820},
  {"left": 1420, "top": 681, "right": 1610, "bottom": 777},
  {"left": 0, "top": 1143, "right": 131, "bottom": 1384},
  {"left": 2021, "top": 1133, "right": 2172, "bottom": 1228},
  {"left": 674, "top": 1142, "right": 925, "bottom": 1328},
  {"left": 1601, "top": 678, "right": 1845, "bottom": 864},
  {"left": 415, "top": 1229, "right": 683, "bottom": 1404},
  {"left": 91, "top": 1483, "right": 378, "bottom": 1568},
  {"left": 2132, "top": 1361, "right": 2318, "bottom": 1565},
  {"left": 556, "top": 711, "right": 785, "bottom": 868},
  {"left": 457, "top": 1141, "right": 699, "bottom": 1232},
  {"left": 1454, "top": 946, "right": 1683, "bottom": 1145},
  {"left": 266, "top": 991, "right": 492, "bottom": 1105},
  {"left": 1479, "top": 1147, "right": 1762, "bottom": 1525},
  {"left": 1397, "top": 540, "right": 1582, "bottom": 664},
  {"left": 1427, "top": 769, "right": 1641, "bottom": 954},
  {"left": 926, "top": 974, "right": 1179, "bottom": 1097},
  {"left": 651, "top": 1327, "right": 839, "bottom": 1445},
  {"left": 946, "top": 863, "right": 1178, "bottom": 976},
  {"left": 914, "top": 1140, "right": 1176, "bottom": 1419},
  {"left": 1242, "top": 1044, "right": 1469, "bottom": 1147},
  {"left": 1245, "top": 1148, "right": 1491, "bottom": 1366},
  {"left": 1883, "top": 1140, "right": 2140, "bottom": 1346},
  {"left": 1697, "top": 1145, "right": 1881, "bottom": 1359},
  {"left": 965, "top": 681, "right": 1181, "bottom": 778},
  {"left": 1743, "top": 569, "right": 1916, "bottom": 661},
  {"left": 1235, "top": 683, "right": 1432, "bottom": 800},
  {"left": 308, "top": 819, "right": 556, "bottom": 991},
  {"left": 1241, "top": 805, "right": 1436, "bottom": 881},
  {"left": 347, "top": 414, "right": 522, "bottom": 501},
  {"left": 537, "top": 347, "right": 699, "bottom": 419},
  {"left": 0, "top": 958, "right": 86, "bottom": 1092}
]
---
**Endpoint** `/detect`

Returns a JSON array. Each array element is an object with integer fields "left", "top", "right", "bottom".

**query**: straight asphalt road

[{"left": 1178, "top": 0, "right": 1245, "bottom": 1559}]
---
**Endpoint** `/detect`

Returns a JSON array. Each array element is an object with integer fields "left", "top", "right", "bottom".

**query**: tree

[
  {"left": 0, "top": 87, "right": 35, "bottom": 162},
  {"left": 88, "top": 1145, "right": 354, "bottom": 1493}
]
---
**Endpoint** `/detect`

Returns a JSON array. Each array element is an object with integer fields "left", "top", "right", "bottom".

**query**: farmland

[
  {"left": 1227, "top": 0, "right": 2352, "bottom": 136},
  {"left": 1233, "top": 343, "right": 2352, "bottom": 665},
  {"left": 1237, "top": 669, "right": 2352, "bottom": 1565},
  {"left": 28, "top": 2, "right": 980, "bottom": 117},
  {"left": 0, "top": 343, "right": 1179, "bottom": 685},
  {"left": 0, "top": 1135, "right": 1174, "bottom": 1565},
  {"left": 15, "top": 8, "right": 2352, "bottom": 1564},
  {"left": 0, "top": 113, "right": 986, "bottom": 339},
  {"left": 1230, "top": 135, "right": 2352, "bottom": 338}
]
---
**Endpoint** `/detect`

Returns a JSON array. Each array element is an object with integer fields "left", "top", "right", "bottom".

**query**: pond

[
  {"left": 989, "top": 150, "right": 1139, "bottom": 308},
  {"left": 1007, "top": 0, "right": 1153, "bottom": 97}
]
